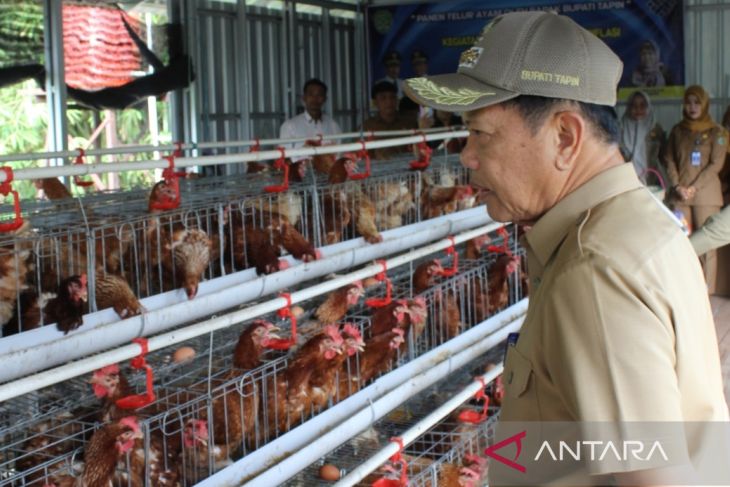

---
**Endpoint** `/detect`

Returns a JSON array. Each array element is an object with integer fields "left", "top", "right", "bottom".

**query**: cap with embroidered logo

[
  {"left": 403, "top": 11, "right": 623, "bottom": 112},
  {"left": 383, "top": 51, "right": 401, "bottom": 67},
  {"left": 411, "top": 50, "right": 428, "bottom": 65}
]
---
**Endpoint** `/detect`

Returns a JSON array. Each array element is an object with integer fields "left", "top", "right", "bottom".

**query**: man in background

[
  {"left": 279, "top": 78, "right": 342, "bottom": 154},
  {"left": 362, "top": 81, "right": 416, "bottom": 160},
  {"left": 375, "top": 51, "right": 404, "bottom": 100},
  {"left": 400, "top": 50, "right": 430, "bottom": 120}
]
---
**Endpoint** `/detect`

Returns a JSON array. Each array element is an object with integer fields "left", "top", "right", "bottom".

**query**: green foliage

[
  {"left": 0, "top": 81, "right": 47, "bottom": 155},
  {"left": 0, "top": 7, "right": 173, "bottom": 201}
]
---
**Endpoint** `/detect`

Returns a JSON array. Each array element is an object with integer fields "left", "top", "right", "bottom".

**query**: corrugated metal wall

[
  {"left": 247, "top": 5, "right": 288, "bottom": 140},
  {"left": 189, "top": 0, "right": 360, "bottom": 173},
  {"left": 196, "top": 4, "right": 244, "bottom": 150}
]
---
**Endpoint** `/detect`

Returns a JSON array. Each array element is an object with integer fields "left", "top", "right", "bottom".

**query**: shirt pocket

[{"left": 504, "top": 346, "right": 533, "bottom": 399}]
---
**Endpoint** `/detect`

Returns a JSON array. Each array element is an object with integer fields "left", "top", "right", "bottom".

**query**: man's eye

[{"left": 470, "top": 129, "right": 490, "bottom": 138}]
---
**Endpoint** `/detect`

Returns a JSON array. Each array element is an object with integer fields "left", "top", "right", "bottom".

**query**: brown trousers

[{"left": 677, "top": 204, "right": 721, "bottom": 292}]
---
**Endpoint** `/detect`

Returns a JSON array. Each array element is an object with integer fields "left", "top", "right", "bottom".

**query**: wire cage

[
  {"left": 282, "top": 348, "right": 503, "bottom": 487},
  {"left": 407, "top": 413, "right": 498, "bottom": 487},
  {"left": 0, "top": 143, "right": 525, "bottom": 486},
  {"left": 0, "top": 232, "right": 521, "bottom": 486}
]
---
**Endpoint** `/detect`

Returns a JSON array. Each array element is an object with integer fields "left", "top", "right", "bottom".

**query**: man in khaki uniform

[
  {"left": 404, "top": 11, "right": 729, "bottom": 486},
  {"left": 362, "top": 81, "right": 416, "bottom": 160},
  {"left": 691, "top": 204, "right": 730, "bottom": 255}
]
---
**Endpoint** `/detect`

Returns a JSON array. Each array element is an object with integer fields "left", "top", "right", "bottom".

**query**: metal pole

[
  {"left": 0, "top": 126, "right": 462, "bottom": 162},
  {"left": 43, "top": 0, "right": 68, "bottom": 168},
  {"left": 0, "top": 131, "right": 468, "bottom": 181}
]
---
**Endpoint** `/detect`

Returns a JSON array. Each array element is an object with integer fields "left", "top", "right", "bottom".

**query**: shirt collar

[
  {"left": 304, "top": 111, "right": 325, "bottom": 124},
  {"left": 525, "top": 164, "right": 642, "bottom": 272}
]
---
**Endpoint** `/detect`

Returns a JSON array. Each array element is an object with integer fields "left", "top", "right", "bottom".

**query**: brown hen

[
  {"left": 314, "top": 281, "right": 364, "bottom": 324},
  {"left": 266, "top": 326, "right": 345, "bottom": 435}
]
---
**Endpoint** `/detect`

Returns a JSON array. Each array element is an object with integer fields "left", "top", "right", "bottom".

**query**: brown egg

[
  {"left": 319, "top": 464, "right": 341, "bottom": 481},
  {"left": 363, "top": 277, "right": 380, "bottom": 288},
  {"left": 290, "top": 306, "right": 305, "bottom": 318},
  {"left": 172, "top": 346, "right": 196, "bottom": 364}
]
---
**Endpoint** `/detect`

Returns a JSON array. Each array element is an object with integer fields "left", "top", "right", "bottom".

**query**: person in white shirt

[
  {"left": 375, "top": 51, "right": 404, "bottom": 100},
  {"left": 279, "top": 78, "right": 342, "bottom": 154}
]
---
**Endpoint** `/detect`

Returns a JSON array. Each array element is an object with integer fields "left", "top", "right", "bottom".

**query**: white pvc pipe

[
  {"left": 194, "top": 126, "right": 466, "bottom": 151},
  {"left": 0, "top": 131, "right": 468, "bottom": 182},
  {"left": 335, "top": 366, "right": 505, "bottom": 486},
  {"left": 0, "top": 209, "right": 501, "bottom": 399},
  {"left": 0, "top": 127, "right": 463, "bottom": 163},
  {"left": 198, "top": 304, "right": 526, "bottom": 487}
]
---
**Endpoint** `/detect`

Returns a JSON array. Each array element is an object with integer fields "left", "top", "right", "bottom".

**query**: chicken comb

[
  {"left": 190, "top": 419, "right": 208, "bottom": 435},
  {"left": 79, "top": 273, "right": 88, "bottom": 287},
  {"left": 323, "top": 324, "right": 344, "bottom": 344},
  {"left": 119, "top": 416, "right": 140, "bottom": 434},
  {"left": 94, "top": 364, "right": 119, "bottom": 377},
  {"left": 342, "top": 323, "right": 361, "bottom": 340}
]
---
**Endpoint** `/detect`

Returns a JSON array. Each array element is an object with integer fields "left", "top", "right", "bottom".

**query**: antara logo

[
  {"left": 535, "top": 440, "right": 669, "bottom": 463},
  {"left": 484, "top": 431, "right": 527, "bottom": 472},
  {"left": 485, "top": 432, "right": 669, "bottom": 473}
]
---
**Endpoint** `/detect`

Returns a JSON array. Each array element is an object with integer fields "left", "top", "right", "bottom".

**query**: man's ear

[{"left": 552, "top": 110, "right": 584, "bottom": 171}]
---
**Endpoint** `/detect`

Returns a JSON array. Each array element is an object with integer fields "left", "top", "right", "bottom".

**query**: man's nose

[{"left": 460, "top": 144, "right": 478, "bottom": 170}]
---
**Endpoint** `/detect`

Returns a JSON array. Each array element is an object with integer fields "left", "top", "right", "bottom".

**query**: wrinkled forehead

[{"left": 463, "top": 103, "right": 516, "bottom": 128}]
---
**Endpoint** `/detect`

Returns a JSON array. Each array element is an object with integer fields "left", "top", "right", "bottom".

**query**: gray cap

[{"left": 403, "top": 11, "right": 623, "bottom": 112}]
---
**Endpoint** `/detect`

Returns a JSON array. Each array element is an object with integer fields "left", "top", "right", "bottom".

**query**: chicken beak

[
  {"left": 80, "top": 291, "right": 88, "bottom": 303},
  {"left": 186, "top": 285, "right": 198, "bottom": 300}
]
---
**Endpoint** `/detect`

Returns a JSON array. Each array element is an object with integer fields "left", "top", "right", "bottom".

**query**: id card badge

[{"left": 691, "top": 151, "right": 702, "bottom": 167}]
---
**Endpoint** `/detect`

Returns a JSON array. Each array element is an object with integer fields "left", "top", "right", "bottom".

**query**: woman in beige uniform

[{"left": 664, "top": 84, "right": 728, "bottom": 291}]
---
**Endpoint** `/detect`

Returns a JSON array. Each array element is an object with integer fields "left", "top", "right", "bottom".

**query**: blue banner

[{"left": 367, "top": 0, "right": 684, "bottom": 100}]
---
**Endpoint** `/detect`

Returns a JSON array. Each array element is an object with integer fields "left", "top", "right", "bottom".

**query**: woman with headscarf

[
  {"left": 620, "top": 91, "right": 665, "bottom": 183},
  {"left": 664, "top": 85, "right": 728, "bottom": 292}
]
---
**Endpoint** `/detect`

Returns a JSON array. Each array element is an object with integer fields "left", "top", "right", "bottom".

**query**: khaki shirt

[
  {"left": 664, "top": 124, "right": 727, "bottom": 206},
  {"left": 361, "top": 114, "right": 417, "bottom": 160},
  {"left": 690, "top": 204, "right": 730, "bottom": 255},
  {"left": 493, "top": 164, "right": 728, "bottom": 484}
]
